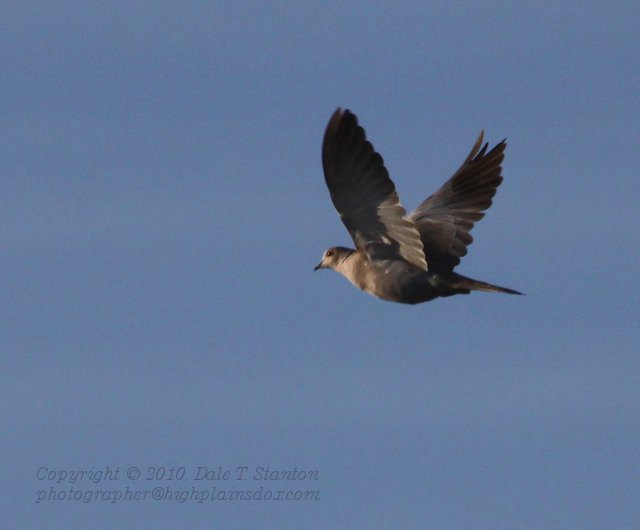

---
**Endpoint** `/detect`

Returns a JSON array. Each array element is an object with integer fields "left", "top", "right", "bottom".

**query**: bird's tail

[{"left": 447, "top": 272, "right": 523, "bottom": 296}]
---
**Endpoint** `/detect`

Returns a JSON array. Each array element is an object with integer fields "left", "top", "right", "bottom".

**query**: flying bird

[{"left": 315, "top": 108, "right": 521, "bottom": 304}]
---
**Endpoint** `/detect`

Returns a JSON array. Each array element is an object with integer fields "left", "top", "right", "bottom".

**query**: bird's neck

[{"left": 333, "top": 250, "right": 364, "bottom": 287}]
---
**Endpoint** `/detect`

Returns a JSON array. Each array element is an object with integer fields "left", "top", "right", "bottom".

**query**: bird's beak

[{"left": 314, "top": 262, "right": 322, "bottom": 271}]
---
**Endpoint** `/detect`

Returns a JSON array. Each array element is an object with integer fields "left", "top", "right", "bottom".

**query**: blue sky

[{"left": 2, "top": 2, "right": 639, "bottom": 529}]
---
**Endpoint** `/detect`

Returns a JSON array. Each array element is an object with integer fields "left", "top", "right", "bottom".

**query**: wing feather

[
  {"left": 408, "top": 131, "right": 507, "bottom": 271},
  {"left": 322, "top": 109, "right": 428, "bottom": 270}
]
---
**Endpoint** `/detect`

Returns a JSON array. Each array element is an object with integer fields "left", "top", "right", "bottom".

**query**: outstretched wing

[
  {"left": 408, "top": 131, "right": 506, "bottom": 272},
  {"left": 322, "top": 108, "right": 427, "bottom": 270}
]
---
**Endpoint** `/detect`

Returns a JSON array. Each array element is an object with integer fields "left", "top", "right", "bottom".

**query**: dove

[{"left": 315, "top": 108, "right": 521, "bottom": 304}]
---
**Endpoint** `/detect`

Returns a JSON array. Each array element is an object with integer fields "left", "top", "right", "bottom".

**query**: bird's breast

[{"left": 358, "top": 260, "right": 434, "bottom": 303}]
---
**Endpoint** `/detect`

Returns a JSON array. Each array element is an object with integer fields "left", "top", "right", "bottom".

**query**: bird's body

[
  {"left": 327, "top": 249, "right": 437, "bottom": 303},
  {"left": 315, "top": 108, "right": 521, "bottom": 304},
  {"left": 318, "top": 246, "right": 518, "bottom": 304}
]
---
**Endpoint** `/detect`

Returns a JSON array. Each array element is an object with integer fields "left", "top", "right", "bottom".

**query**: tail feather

[{"left": 448, "top": 273, "right": 522, "bottom": 295}]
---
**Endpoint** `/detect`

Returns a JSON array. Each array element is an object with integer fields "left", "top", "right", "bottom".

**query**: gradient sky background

[{"left": 2, "top": 2, "right": 639, "bottom": 529}]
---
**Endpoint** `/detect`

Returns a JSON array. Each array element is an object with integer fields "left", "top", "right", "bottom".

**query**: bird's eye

[{"left": 326, "top": 250, "right": 334, "bottom": 257}]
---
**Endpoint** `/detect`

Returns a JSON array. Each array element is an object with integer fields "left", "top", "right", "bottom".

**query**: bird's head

[{"left": 314, "top": 247, "right": 352, "bottom": 271}]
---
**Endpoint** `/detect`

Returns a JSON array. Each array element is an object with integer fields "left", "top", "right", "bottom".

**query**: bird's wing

[
  {"left": 322, "top": 108, "right": 427, "bottom": 271},
  {"left": 408, "top": 131, "right": 506, "bottom": 272}
]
